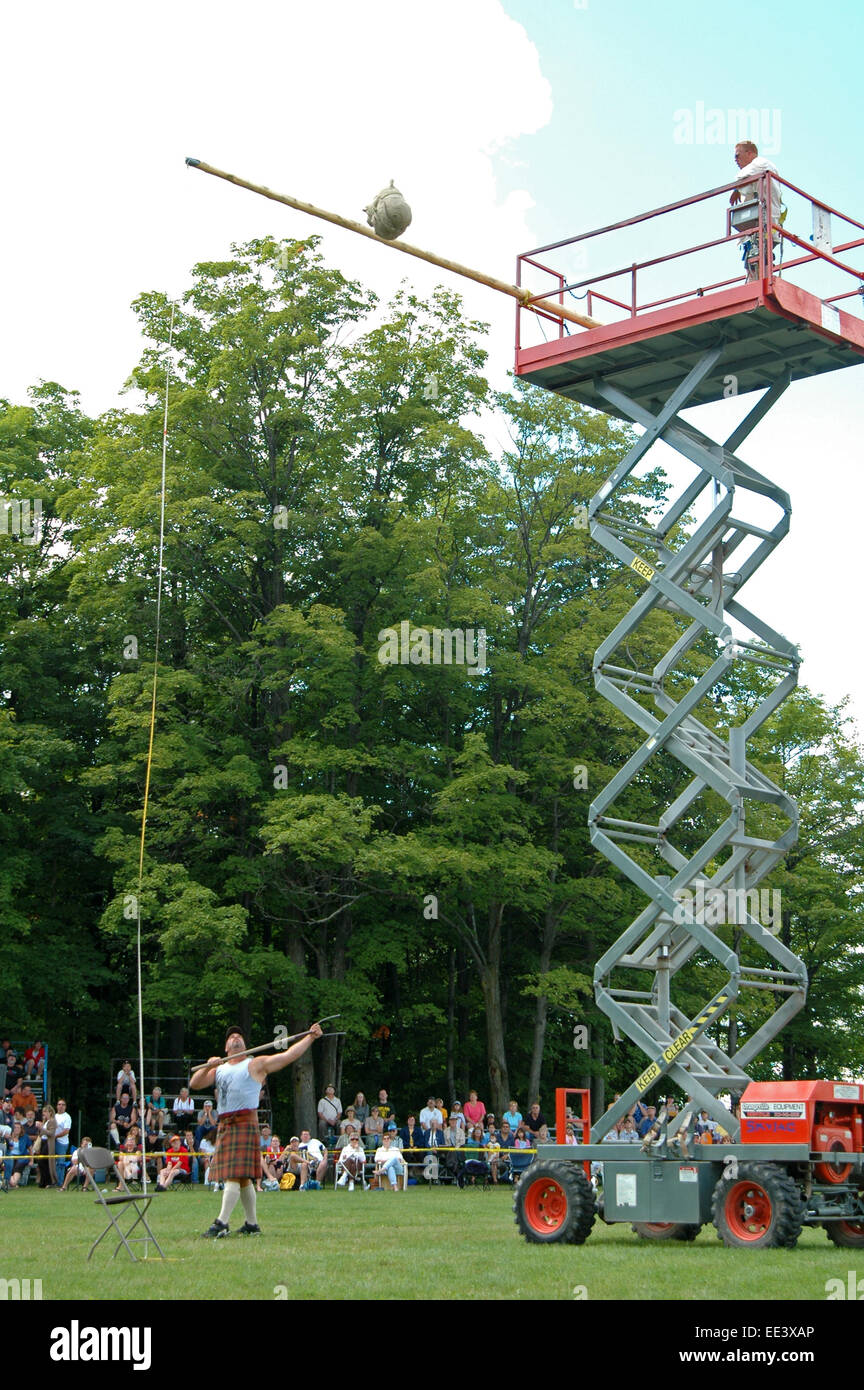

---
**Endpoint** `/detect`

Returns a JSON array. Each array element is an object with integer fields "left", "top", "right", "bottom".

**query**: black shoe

[
  {"left": 237, "top": 1222, "right": 261, "bottom": 1236},
  {"left": 202, "top": 1219, "right": 229, "bottom": 1239}
]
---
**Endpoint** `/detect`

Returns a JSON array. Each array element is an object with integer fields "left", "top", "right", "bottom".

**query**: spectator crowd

[{"left": 4, "top": 1038, "right": 724, "bottom": 1197}]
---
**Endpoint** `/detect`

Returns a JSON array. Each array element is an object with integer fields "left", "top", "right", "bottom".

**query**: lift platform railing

[{"left": 515, "top": 174, "right": 864, "bottom": 351}]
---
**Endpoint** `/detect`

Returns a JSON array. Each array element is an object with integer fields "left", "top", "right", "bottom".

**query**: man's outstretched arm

[
  {"left": 251, "top": 1023, "right": 323, "bottom": 1081},
  {"left": 189, "top": 1058, "right": 221, "bottom": 1091}
]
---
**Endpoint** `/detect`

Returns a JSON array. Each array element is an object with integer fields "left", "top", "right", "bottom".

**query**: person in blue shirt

[{"left": 503, "top": 1100, "right": 522, "bottom": 1131}]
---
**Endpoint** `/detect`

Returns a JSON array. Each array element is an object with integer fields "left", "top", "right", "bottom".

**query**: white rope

[{"left": 135, "top": 301, "right": 175, "bottom": 1231}]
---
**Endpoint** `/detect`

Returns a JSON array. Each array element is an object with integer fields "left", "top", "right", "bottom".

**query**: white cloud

[{"left": 0, "top": 0, "right": 552, "bottom": 412}]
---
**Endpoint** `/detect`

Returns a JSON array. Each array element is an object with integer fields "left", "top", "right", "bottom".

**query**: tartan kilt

[{"left": 209, "top": 1109, "right": 261, "bottom": 1183}]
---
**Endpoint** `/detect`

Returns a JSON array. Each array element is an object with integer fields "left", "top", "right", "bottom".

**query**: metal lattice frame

[{"left": 588, "top": 348, "right": 807, "bottom": 1142}]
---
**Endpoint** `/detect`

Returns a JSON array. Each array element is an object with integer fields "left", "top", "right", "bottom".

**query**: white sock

[
  {"left": 240, "top": 1182, "right": 258, "bottom": 1224},
  {"left": 218, "top": 1181, "right": 242, "bottom": 1225}
]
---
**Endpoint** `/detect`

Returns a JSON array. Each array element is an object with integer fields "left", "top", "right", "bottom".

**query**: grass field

[{"left": 1, "top": 1184, "right": 855, "bottom": 1301}]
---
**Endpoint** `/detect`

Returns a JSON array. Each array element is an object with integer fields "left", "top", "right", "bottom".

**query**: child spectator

[
  {"left": 156, "top": 1133, "right": 190, "bottom": 1189},
  {"left": 115, "top": 1060, "right": 137, "bottom": 1104},
  {"left": 61, "top": 1137, "right": 95, "bottom": 1191}
]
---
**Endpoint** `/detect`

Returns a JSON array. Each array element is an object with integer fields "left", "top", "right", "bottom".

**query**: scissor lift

[{"left": 512, "top": 174, "right": 864, "bottom": 1247}]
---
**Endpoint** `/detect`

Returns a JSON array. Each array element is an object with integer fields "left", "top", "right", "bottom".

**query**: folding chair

[{"left": 80, "top": 1148, "right": 166, "bottom": 1261}]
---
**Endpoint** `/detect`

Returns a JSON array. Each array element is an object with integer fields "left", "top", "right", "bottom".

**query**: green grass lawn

[{"left": 2, "top": 1183, "right": 855, "bottom": 1302}]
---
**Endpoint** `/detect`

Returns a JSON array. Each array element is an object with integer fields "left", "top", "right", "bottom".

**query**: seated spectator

[
  {"left": 115, "top": 1130, "right": 142, "bottom": 1189},
  {"left": 535, "top": 1122, "right": 551, "bottom": 1146},
  {"left": 524, "top": 1102, "right": 547, "bottom": 1136},
  {"left": 637, "top": 1104, "right": 658, "bottom": 1138},
  {"left": 510, "top": 1126, "right": 533, "bottom": 1179},
  {"left": 283, "top": 1136, "right": 303, "bottom": 1185},
  {"left": 199, "top": 1127, "right": 217, "bottom": 1184},
  {"left": 376, "top": 1089, "right": 395, "bottom": 1123},
  {"left": 261, "top": 1134, "right": 285, "bottom": 1188},
  {"left": 485, "top": 1118, "right": 497, "bottom": 1144},
  {"left": 352, "top": 1092, "right": 370, "bottom": 1127},
  {"left": 259, "top": 1123, "right": 274, "bottom": 1152},
  {"left": 339, "top": 1104, "right": 361, "bottom": 1135},
  {"left": 143, "top": 1120, "right": 164, "bottom": 1177},
  {"left": 503, "top": 1099, "right": 523, "bottom": 1131},
  {"left": 463, "top": 1090, "right": 485, "bottom": 1129},
  {"left": 564, "top": 1123, "right": 579, "bottom": 1146},
  {"left": 465, "top": 1124, "right": 486, "bottom": 1151},
  {"left": 400, "top": 1114, "right": 423, "bottom": 1168},
  {"left": 12, "top": 1081, "right": 38, "bottom": 1116},
  {"left": 194, "top": 1099, "right": 217, "bottom": 1148},
  {"left": 3, "top": 1051, "right": 23, "bottom": 1097},
  {"left": 298, "top": 1129, "right": 328, "bottom": 1188},
  {"left": 364, "top": 1105, "right": 384, "bottom": 1151},
  {"left": 419, "top": 1096, "right": 443, "bottom": 1130},
  {"left": 182, "top": 1129, "right": 201, "bottom": 1183},
  {"left": 156, "top": 1133, "right": 191, "bottom": 1189},
  {"left": 172, "top": 1086, "right": 196, "bottom": 1129},
  {"left": 23, "top": 1040, "right": 45, "bottom": 1080},
  {"left": 317, "top": 1085, "right": 342, "bottom": 1141},
  {"left": 449, "top": 1100, "right": 466, "bottom": 1137},
  {"left": 144, "top": 1085, "right": 167, "bottom": 1116},
  {"left": 695, "top": 1109, "right": 717, "bottom": 1139},
  {"left": 436, "top": 1097, "right": 448, "bottom": 1123},
  {"left": 335, "top": 1123, "right": 361, "bottom": 1154},
  {"left": 116, "top": 1060, "right": 138, "bottom": 1104},
  {"left": 4, "top": 1122, "right": 33, "bottom": 1187},
  {"left": 110, "top": 1090, "right": 138, "bottom": 1150},
  {"left": 61, "top": 1137, "right": 95, "bottom": 1191},
  {"left": 373, "top": 1131, "right": 404, "bottom": 1191},
  {"left": 336, "top": 1133, "right": 368, "bottom": 1190}
]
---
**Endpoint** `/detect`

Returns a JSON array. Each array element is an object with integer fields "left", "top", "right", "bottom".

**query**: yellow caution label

[
  {"left": 631, "top": 555, "right": 655, "bottom": 582},
  {"left": 635, "top": 1062, "right": 661, "bottom": 1093},
  {"left": 662, "top": 1027, "right": 698, "bottom": 1063}
]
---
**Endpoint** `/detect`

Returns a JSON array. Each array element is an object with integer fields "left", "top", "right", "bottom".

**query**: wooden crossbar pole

[{"left": 185, "top": 158, "right": 601, "bottom": 330}]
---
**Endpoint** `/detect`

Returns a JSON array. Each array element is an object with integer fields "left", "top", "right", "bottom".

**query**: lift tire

[
  {"left": 632, "top": 1221, "right": 701, "bottom": 1241},
  {"left": 712, "top": 1162, "right": 805, "bottom": 1249},
  {"left": 824, "top": 1219, "right": 864, "bottom": 1249},
  {"left": 514, "top": 1161, "right": 596, "bottom": 1245}
]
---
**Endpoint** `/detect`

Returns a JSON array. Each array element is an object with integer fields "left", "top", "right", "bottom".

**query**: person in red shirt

[
  {"left": 156, "top": 1133, "right": 190, "bottom": 1189},
  {"left": 24, "top": 1041, "right": 45, "bottom": 1080},
  {"left": 463, "top": 1091, "right": 486, "bottom": 1128}
]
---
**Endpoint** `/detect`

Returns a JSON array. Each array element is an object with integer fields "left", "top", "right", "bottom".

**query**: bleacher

[{"left": 108, "top": 1058, "right": 272, "bottom": 1137}]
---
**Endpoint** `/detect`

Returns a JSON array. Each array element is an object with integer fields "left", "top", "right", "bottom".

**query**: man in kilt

[{"left": 190, "top": 1022, "right": 322, "bottom": 1238}]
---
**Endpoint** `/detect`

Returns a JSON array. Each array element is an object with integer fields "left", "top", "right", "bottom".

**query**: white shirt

[
  {"left": 54, "top": 1112, "right": 72, "bottom": 1140},
  {"left": 736, "top": 157, "right": 782, "bottom": 216},
  {"left": 375, "top": 1144, "right": 402, "bottom": 1166},
  {"left": 419, "top": 1106, "right": 443, "bottom": 1129},
  {"left": 301, "top": 1137, "right": 326, "bottom": 1163},
  {"left": 337, "top": 1143, "right": 365, "bottom": 1169},
  {"left": 116, "top": 1069, "right": 136, "bottom": 1083}
]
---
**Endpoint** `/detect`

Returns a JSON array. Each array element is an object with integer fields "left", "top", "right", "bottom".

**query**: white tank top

[{"left": 215, "top": 1058, "right": 261, "bottom": 1115}]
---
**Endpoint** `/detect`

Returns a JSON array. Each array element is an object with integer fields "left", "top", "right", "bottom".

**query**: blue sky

[{"left": 498, "top": 0, "right": 863, "bottom": 242}]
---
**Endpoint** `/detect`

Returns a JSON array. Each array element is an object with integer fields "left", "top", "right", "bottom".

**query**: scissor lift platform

[
  {"left": 517, "top": 277, "right": 864, "bottom": 416},
  {"left": 515, "top": 173, "right": 864, "bottom": 415}
]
